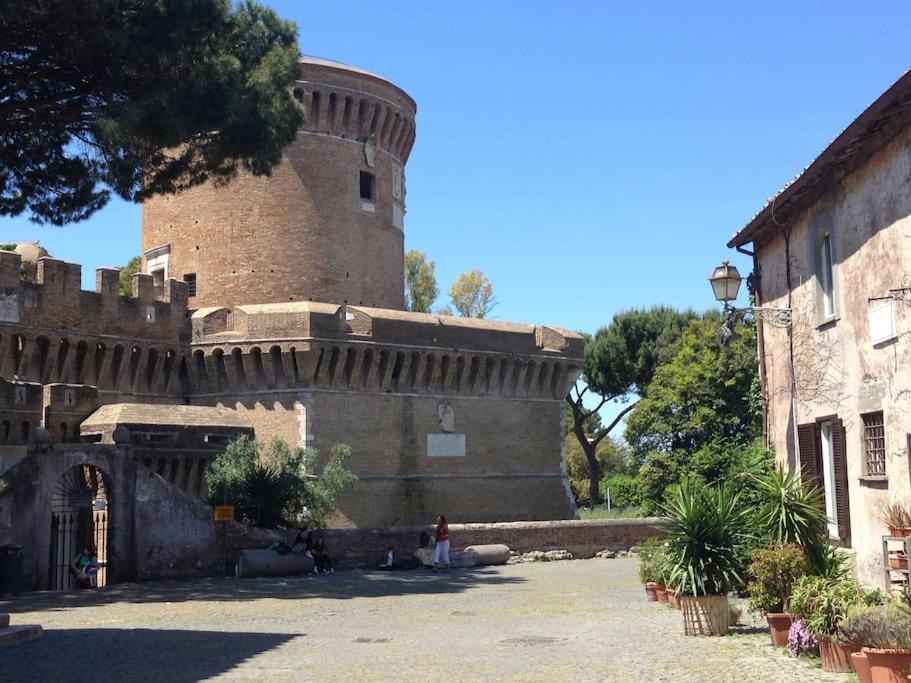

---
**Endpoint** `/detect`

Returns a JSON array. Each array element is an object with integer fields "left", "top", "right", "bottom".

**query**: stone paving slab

[
  {"left": 0, "top": 558, "right": 851, "bottom": 682},
  {"left": 0, "top": 624, "right": 42, "bottom": 649}
]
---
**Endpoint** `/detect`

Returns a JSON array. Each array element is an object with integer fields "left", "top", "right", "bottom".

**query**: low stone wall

[{"left": 306, "top": 518, "right": 669, "bottom": 569}]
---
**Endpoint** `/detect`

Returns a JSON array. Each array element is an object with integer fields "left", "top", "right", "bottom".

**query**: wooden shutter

[
  {"left": 831, "top": 418, "right": 851, "bottom": 546},
  {"left": 797, "top": 422, "right": 823, "bottom": 489}
]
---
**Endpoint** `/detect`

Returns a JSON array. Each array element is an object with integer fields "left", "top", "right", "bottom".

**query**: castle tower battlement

[{"left": 141, "top": 57, "right": 416, "bottom": 311}]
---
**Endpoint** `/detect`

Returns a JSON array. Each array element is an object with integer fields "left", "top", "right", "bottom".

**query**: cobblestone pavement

[{"left": 1, "top": 558, "right": 851, "bottom": 682}]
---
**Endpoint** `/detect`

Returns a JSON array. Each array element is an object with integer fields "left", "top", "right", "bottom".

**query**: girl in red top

[{"left": 433, "top": 514, "right": 450, "bottom": 570}]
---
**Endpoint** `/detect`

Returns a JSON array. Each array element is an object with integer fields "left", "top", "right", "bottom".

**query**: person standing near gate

[{"left": 433, "top": 514, "right": 450, "bottom": 571}]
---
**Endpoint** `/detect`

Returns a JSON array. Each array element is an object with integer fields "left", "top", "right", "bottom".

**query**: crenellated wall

[
  {"left": 0, "top": 251, "right": 190, "bottom": 409},
  {"left": 183, "top": 302, "right": 583, "bottom": 526},
  {"left": 186, "top": 303, "right": 582, "bottom": 402}
]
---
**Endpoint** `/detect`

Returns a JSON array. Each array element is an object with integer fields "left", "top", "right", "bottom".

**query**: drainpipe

[
  {"left": 783, "top": 230, "right": 799, "bottom": 468},
  {"left": 737, "top": 244, "right": 770, "bottom": 449}
]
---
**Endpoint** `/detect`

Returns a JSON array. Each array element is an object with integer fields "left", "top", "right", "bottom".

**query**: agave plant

[
  {"left": 752, "top": 466, "right": 826, "bottom": 549},
  {"left": 662, "top": 478, "right": 756, "bottom": 596}
]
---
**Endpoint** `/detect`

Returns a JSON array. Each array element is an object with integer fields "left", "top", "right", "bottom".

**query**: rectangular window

[
  {"left": 359, "top": 171, "right": 375, "bottom": 202},
  {"left": 862, "top": 411, "right": 886, "bottom": 475},
  {"left": 820, "top": 233, "right": 835, "bottom": 318},
  {"left": 798, "top": 419, "right": 851, "bottom": 545},
  {"left": 184, "top": 273, "right": 197, "bottom": 297},
  {"left": 819, "top": 421, "right": 839, "bottom": 539}
]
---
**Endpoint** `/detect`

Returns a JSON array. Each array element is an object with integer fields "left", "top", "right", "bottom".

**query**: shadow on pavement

[
  {"left": 0, "top": 628, "right": 298, "bottom": 682},
  {"left": 1, "top": 566, "right": 527, "bottom": 613}
]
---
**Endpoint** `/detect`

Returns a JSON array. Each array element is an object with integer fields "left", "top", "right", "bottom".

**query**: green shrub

[
  {"left": 790, "top": 576, "right": 882, "bottom": 641},
  {"left": 602, "top": 474, "right": 640, "bottom": 509},
  {"left": 636, "top": 538, "right": 669, "bottom": 584},
  {"left": 205, "top": 436, "right": 357, "bottom": 528},
  {"left": 662, "top": 478, "right": 756, "bottom": 596},
  {"left": 838, "top": 603, "right": 911, "bottom": 649},
  {"left": 747, "top": 544, "right": 810, "bottom": 614}
]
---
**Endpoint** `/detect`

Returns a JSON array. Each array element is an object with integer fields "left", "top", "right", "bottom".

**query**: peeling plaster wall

[{"left": 756, "top": 126, "right": 911, "bottom": 586}]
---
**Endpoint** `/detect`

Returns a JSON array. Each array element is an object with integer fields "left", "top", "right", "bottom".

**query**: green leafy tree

[
  {"left": 448, "top": 269, "right": 496, "bottom": 318},
  {"left": 118, "top": 256, "right": 141, "bottom": 297},
  {"left": 404, "top": 250, "right": 439, "bottom": 312},
  {"left": 625, "top": 314, "right": 761, "bottom": 453},
  {"left": 566, "top": 307, "right": 697, "bottom": 505},
  {"left": 205, "top": 436, "right": 357, "bottom": 528},
  {"left": 2, "top": 0, "right": 303, "bottom": 224},
  {"left": 564, "top": 433, "right": 633, "bottom": 505}
]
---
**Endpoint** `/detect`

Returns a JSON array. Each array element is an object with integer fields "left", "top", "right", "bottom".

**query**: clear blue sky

[{"left": 3, "top": 2, "right": 909, "bottom": 344}]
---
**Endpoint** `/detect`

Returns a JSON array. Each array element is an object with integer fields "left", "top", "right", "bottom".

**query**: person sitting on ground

[
  {"left": 415, "top": 530, "right": 435, "bottom": 568},
  {"left": 378, "top": 546, "right": 396, "bottom": 571},
  {"left": 313, "top": 536, "right": 333, "bottom": 574},
  {"left": 269, "top": 526, "right": 315, "bottom": 555},
  {"left": 70, "top": 545, "right": 96, "bottom": 588},
  {"left": 293, "top": 526, "right": 314, "bottom": 556},
  {"left": 83, "top": 551, "right": 100, "bottom": 588}
]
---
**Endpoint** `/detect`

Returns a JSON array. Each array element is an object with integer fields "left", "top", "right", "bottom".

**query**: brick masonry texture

[
  {"left": 0, "top": 57, "right": 585, "bottom": 529},
  {"left": 141, "top": 58, "right": 415, "bottom": 310}
]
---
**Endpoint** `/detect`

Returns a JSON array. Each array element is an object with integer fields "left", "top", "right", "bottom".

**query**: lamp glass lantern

[{"left": 709, "top": 261, "right": 742, "bottom": 303}]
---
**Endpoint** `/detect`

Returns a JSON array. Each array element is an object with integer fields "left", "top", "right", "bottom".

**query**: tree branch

[{"left": 591, "top": 401, "right": 638, "bottom": 447}]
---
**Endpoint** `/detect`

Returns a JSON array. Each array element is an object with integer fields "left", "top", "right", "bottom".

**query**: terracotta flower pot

[
  {"left": 766, "top": 613, "right": 793, "bottom": 647},
  {"left": 891, "top": 555, "right": 909, "bottom": 570},
  {"left": 853, "top": 651, "right": 873, "bottom": 683},
  {"left": 645, "top": 582, "right": 658, "bottom": 602},
  {"left": 889, "top": 527, "right": 911, "bottom": 538},
  {"left": 863, "top": 647, "right": 911, "bottom": 683},
  {"left": 667, "top": 589, "right": 680, "bottom": 609},
  {"left": 655, "top": 584, "right": 669, "bottom": 603},
  {"left": 819, "top": 637, "right": 858, "bottom": 673}
]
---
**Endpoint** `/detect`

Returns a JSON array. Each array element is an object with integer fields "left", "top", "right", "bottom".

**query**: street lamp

[
  {"left": 708, "top": 261, "right": 743, "bottom": 303},
  {"left": 708, "top": 260, "right": 791, "bottom": 331}
]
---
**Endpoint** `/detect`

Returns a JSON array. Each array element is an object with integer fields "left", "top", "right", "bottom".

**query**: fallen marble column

[
  {"left": 236, "top": 550, "right": 315, "bottom": 578},
  {"left": 463, "top": 544, "right": 510, "bottom": 566}
]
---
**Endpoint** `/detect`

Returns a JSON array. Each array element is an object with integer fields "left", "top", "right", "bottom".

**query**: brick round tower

[{"left": 141, "top": 57, "right": 417, "bottom": 310}]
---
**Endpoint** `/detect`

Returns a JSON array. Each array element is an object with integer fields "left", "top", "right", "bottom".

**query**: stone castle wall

[
  {"left": 141, "top": 58, "right": 416, "bottom": 310},
  {"left": 186, "top": 302, "right": 583, "bottom": 525},
  {"left": 0, "top": 57, "right": 585, "bottom": 531},
  {"left": 0, "top": 251, "right": 189, "bottom": 444}
]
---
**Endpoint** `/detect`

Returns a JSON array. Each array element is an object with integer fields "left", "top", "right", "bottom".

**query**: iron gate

[{"left": 49, "top": 465, "right": 110, "bottom": 590}]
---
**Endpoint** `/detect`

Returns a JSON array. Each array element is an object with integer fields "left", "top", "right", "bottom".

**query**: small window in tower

[
  {"left": 360, "top": 171, "right": 376, "bottom": 202},
  {"left": 184, "top": 273, "right": 197, "bottom": 297}
]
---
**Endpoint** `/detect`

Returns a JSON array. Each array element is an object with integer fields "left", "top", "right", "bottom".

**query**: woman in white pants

[{"left": 433, "top": 514, "right": 450, "bottom": 570}]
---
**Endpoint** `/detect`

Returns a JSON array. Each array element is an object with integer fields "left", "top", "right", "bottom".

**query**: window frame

[
  {"left": 861, "top": 410, "right": 886, "bottom": 477},
  {"left": 183, "top": 273, "right": 197, "bottom": 297},
  {"left": 359, "top": 170, "right": 376, "bottom": 204}
]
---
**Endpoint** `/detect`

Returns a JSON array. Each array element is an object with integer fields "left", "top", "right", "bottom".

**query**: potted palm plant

[
  {"left": 839, "top": 603, "right": 911, "bottom": 683},
  {"left": 663, "top": 479, "right": 754, "bottom": 636},
  {"left": 747, "top": 544, "right": 809, "bottom": 647},
  {"left": 790, "top": 576, "right": 883, "bottom": 672},
  {"left": 751, "top": 466, "right": 830, "bottom": 572}
]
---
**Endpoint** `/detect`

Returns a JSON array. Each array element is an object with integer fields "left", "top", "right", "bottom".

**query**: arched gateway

[{"left": 49, "top": 464, "right": 111, "bottom": 590}]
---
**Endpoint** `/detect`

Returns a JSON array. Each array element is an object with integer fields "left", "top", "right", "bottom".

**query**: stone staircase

[{"left": 0, "top": 612, "right": 41, "bottom": 648}]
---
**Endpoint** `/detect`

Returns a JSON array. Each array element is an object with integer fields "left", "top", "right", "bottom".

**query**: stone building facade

[
  {"left": 0, "top": 57, "right": 583, "bottom": 534},
  {"left": 727, "top": 70, "right": 911, "bottom": 586}
]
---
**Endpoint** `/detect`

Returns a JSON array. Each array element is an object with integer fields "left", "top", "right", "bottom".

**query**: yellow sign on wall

[{"left": 213, "top": 505, "right": 235, "bottom": 522}]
